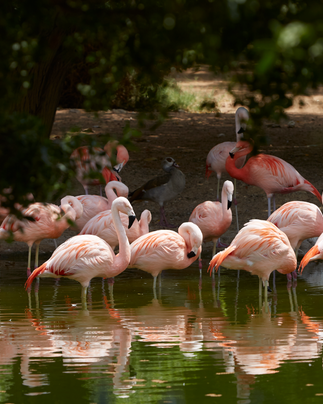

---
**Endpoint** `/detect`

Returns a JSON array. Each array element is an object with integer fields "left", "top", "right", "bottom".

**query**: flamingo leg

[
  {"left": 81, "top": 286, "right": 88, "bottom": 310},
  {"left": 216, "top": 176, "right": 220, "bottom": 201},
  {"left": 199, "top": 252, "right": 202, "bottom": 274},
  {"left": 233, "top": 178, "right": 239, "bottom": 232},
  {"left": 27, "top": 246, "right": 32, "bottom": 277},
  {"left": 212, "top": 242, "right": 217, "bottom": 257},
  {"left": 153, "top": 276, "right": 157, "bottom": 290},
  {"left": 264, "top": 280, "right": 268, "bottom": 313},
  {"left": 53, "top": 239, "right": 58, "bottom": 249},
  {"left": 34, "top": 243, "right": 40, "bottom": 269},
  {"left": 273, "top": 195, "right": 276, "bottom": 212},
  {"left": 267, "top": 197, "right": 272, "bottom": 217}
]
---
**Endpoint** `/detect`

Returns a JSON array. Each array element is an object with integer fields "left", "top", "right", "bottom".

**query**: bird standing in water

[
  {"left": 128, "top": 222, "right": 203, "bottom": 290},
  {"left": 25, "top": 197, "right": 136, "bottom": 309},
  {"left": 0, "top": 196, "right": 83, "bottom": 276}
]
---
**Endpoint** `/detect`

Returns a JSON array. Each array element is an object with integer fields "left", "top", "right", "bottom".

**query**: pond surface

[{"left": 1, "top": 257, "right": 323, "bottom": 403}]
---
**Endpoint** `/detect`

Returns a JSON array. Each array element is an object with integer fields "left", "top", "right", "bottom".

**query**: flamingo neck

[
  {"left": 106, "top": 188, "right": 117, "bottom": 209},
  {"left": 139, "top": 213, "right": 150, "bottom": 235},
  {"left": 111, "top": 204, "right": 131, "bottom": 276},
  {"left": 225, "top": 146, "right": 251, "bottom": 181}
]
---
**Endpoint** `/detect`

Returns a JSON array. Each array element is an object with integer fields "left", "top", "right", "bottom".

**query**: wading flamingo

[
  {"left": 25, "top": 197, "right": 136, "bottom": 309},
  {"left": 208, "top": 219, "right": 297, "bottom": 308},
  {"left": 128, "top": 222, "right": 203, "bottom": 289},
  {"left": 0, "top": 196, "right": 83, "bottom": 276},
  {"left": 71, "top": 141, "right": 129, "bottom": 195},
  {"left": 189, "top": 180, "right": 233, "bottom": 269},
  {"left": 72, "top": 181, "right": 129, "bottom": 232},
  {"left": 299, "top": 233, "right": 323, "bottom": 273},
  {"left": 80, "top": 208, "right": 152, "bottom": 249},
  {"left": 268, "top": 201, "right": 323, "bottom": 280},
  {"left": 206, "top": 107, "right": 249, "bottom": 230},
  {"left": 129, "top": 157, "right": 185, "bottom": 228},
  {"left": 226, "top": 140, "right": 322, "bottom": 216}
]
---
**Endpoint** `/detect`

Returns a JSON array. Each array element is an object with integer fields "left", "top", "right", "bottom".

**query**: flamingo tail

[
  {"left": 207, "top": 245, "right": 236, "bottom": 275},
  {"left": 25, "top": 262, "right": 48, "bottom": 290},
  {"left": 205, "top": 164, "right": 212, "bottom": 179},
  {"left": 298, "top": 245, "right": 320, "bottom": 274},
  {"left": 304, "top": 180, "right": 322, "bottom": 203}
]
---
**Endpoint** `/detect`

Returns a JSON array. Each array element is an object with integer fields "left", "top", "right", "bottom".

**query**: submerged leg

[
  {"left": 198, "top": 252, "right": 202, "bottom": 274},
  {"left": 264, "top": 280, "right": 268, "bottom": 313}
]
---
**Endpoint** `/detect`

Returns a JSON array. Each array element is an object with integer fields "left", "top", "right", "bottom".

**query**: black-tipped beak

[
  {"left": 229, "top": 152, "right": 234, "bottom": 158},
  {"left": 187, "top": 251, "right": 196, "bottom": 259},
  {"left": 238, "top": 127, "right": 244, "bottom": 134},
  {"left": 227, "top": 200, "right": 232, "bottom": 209},
  {"left": 128, "top": 215, "right": 136, "bottom": 229}
]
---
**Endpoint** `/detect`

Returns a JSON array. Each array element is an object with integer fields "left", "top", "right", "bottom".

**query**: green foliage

[{"left": 2, "top": 0, "right": 323, "bottom": 213}]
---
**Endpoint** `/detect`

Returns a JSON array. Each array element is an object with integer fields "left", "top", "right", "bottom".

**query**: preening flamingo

[
  {"left": 268, "top": 201, "right": 323, "bottom": 281},
  {"left": 189, "top": 180, "right": 233, "bottom": 267},
  {"left": 299, "top": 233, "right": 323, "bottom": 274},
  {"left": 0, "top": 196, "right": 83, "bottom": 276},
  {"left": 72, "top": 181, "right": 129, "bottom": 232},
  {"left": 25, "top": 197, "right": 136, "bottom": 309},
  {"left": 71, "top": 141, "right": 129, "bottom": 194},
  {"left": 226, "top": 140, "right": 322, "bottom": 216},
  {"left": 206, "top": 107, "right": 249, "bottom": 199},
  {"left": 129, "top": 157, "right": 185, "bottom": 227},
  {"left": 128, "top": 222, "right": 203, "bottom": 289},
  {"left": 80, "top": 208, "right": 152, "bottom": 249},
  {"left": 208, "top": 219, "right": 297, "bottom": 307}
]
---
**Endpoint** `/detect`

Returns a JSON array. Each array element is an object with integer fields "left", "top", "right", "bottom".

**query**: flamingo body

[
  {"left": 80, "top": 209, "right": 152, "bottom": 248},
  {"left": 208, "top": 219, "right": 297, "bottom": 282},
  {"left": 268, "top": 201, "right": 323, "bottom": 251},
  {"left": 25, "top": 197, "right": 136, "bottom": 307},
  {"left": 72, "top": 181, "right": 129, "bottom": 232},
  {"left": 189, "top": 180, "right": 233, "bottom": 245},
  {"left": 226, "top": 141, "right": 321, "bottom": 215},
  {"left": 129, "top": 222, "right": 203, "bottom": 279}
]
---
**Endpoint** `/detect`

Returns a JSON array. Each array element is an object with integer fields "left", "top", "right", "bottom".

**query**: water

[{"left": 1, "top": 258, "right": 323, "bottom": 403}]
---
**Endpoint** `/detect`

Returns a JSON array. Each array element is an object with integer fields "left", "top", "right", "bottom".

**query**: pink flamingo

[
  {"left": 268, "top": 201, "right": 323, "bottom": 281},
  {"left": 71, "top": 141, "right": 129, "bottom": 194},
  {"left": 80, "top": 208, "right": 152, "bottom": 249},
  {"left": 225, "top": 140, "right": 322, "bottom": 216},
  {"left": 206, "top": 107, "right": 249, "bottom": 230},
  {"left": 25, "top": 197, "right": 136, "bottom": 309},
  {"left": 128, "top": 222, "right": 203, "bottom": 289},
  {"left": 71, "top": 181, "right": 129, "bottom": 232},
  {"left": 298, "top": 233, "right": 323, "bottom": 274},
  {"left": 189, "top": 180, "right": 233, "bottom": 268},
  {"left": 0, "top": 196, "right": 83, "bottom": 276},
  {"left": 208, "top": 219, "right": 297, "bottom": 307}
]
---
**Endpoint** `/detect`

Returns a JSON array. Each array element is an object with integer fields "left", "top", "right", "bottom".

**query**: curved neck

[
  {"left": 106, "top": 188, "right": 117, "bottom": 209},
  {"left": 111, "top": 205, "right": 130, "bottom": 276},
  {"left": 225, "top": 146, "right": 251, "bottom": 181},
  {"left": 221, "top": 187, "right": 229, "bottom": 217},
  {"left": 178, "top": 223, "right": 192, "bottom": 252},
  {"left": 139, "top": 213, "right": 150, "bottom": 235}
]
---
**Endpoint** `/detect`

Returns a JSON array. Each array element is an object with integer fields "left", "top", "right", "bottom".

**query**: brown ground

[{"left": 2, "top": 66, "right": 323, "bottom": 260}]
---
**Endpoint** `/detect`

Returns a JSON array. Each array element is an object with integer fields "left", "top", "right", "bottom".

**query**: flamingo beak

[
  {"left": 113, "top": 161, "right": 124, "bottom": 173},
  {"left": 187, "top": 251, "right": 196, "bottom": 258},
  {"left": 237, "top": 127, "right": 244, "bottom": 134},
  {"left": 227, "top": 199, "right": 232, "bottom": 209},
  {"left": 229, "top": 152, "right": 234, "bottom": 158},
  {"left": 128, "top": 215, "right": 136, "bottom": 229}
]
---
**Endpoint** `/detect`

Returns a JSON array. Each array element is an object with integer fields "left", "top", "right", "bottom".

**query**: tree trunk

[{"left": 13, "top": 29, "right": 72, "bottom": 138}]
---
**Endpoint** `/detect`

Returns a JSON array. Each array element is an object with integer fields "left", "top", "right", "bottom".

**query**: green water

[{"left": 0, "top": 258, "right": 323, "bottom": 404}]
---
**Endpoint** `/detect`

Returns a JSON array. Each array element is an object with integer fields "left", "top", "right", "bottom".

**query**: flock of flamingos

[{"left": 1, "top": 107, "right": 323, "bottom": 309}]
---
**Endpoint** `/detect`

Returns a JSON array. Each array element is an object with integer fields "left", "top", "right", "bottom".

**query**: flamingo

[
  {"left": 71, "top": 141, "right": 129, "bottom": 195},
  {"left": 206, "top": 107, "right": 249, "bottom": 230},
  {"left": 225, "top": 140, "right": 322, "bottom": 216},
  {"left": 208, "top": 219, "right": 297, "bottom": 308},
  {"left": 0, "top": 196, "right": 83, "bottom": 276},
  {"left": 25, "top": 197, "right": 136, "bottom": 309},
  {"left": 80, "top": 208, "right": 152, "bottom": 249},
  {"left": 189, "top": 180, "right": 233, "bottom": 268},
  {"left": 298, "top": 233, "right": 323, "bottom": 274},
  {"left": 129, "top": 157, "right": 185, "bottom": 227},
  {"left": 128, "top": 222, "right": 203, "bottom": 289},
  {"left": 71, "top": 181, "right": 129, "bottom": 232}
]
